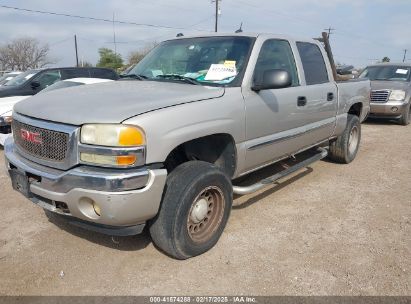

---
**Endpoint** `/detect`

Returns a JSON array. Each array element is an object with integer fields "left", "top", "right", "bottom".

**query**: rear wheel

[
  {"left": 328, "top": 114, "right": 361, "bottom": 164},
  {"left": 398, "top": 103, "right": 410, "bottom": 126},
  {"left": 149, "top": 161, "right": 232, "bottom": 259}
]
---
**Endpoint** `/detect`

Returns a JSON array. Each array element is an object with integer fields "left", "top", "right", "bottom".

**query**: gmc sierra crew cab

[{"left": 4, "top": 33, "right": 370, "bottom": 259}]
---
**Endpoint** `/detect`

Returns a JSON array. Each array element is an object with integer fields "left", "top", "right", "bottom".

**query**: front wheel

[
  {"left": 328, "top": 114, "right": 361, "bottom": 164},
  {"left": 149, "top": 161, "right": 232, "bottom": 259}
]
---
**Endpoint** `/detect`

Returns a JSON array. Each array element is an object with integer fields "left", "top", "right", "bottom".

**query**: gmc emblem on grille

[{"left": 20, "top": 129, "right": 43, "bottom": 144}]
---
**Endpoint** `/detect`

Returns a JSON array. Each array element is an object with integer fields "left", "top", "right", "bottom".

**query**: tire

[
  {"left": 398, "top": 103, "right": 410, "bottom": 126},
  {"left": 328, "top": 114, "right": 361, "bottom": 164},
  {"left": 149, "top": 161, "right": 233, "bottom": 259}
]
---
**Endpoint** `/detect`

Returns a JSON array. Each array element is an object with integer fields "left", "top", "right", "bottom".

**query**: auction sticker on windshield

[
  {"left": 205, "top": 64, "right": 237, "bottom": 81},
  {"left": 396, "top": 69, "right": 409, "bottom": 75}
]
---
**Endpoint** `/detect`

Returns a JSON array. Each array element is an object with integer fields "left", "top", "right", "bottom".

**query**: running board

[{"left": 233, "top": 147, "right": 328, "bottom": 195}]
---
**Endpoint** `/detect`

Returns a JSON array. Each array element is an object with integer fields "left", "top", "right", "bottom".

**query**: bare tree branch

[{"left": 0, "top": 37, "right": 53, "bottom": 70}]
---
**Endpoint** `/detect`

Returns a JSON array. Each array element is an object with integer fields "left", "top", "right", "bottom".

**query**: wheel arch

[{"left": 164, "top": 133, "right": 237, "bottom": 178}]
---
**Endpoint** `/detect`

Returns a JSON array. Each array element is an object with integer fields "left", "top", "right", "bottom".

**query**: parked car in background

[
  {"left": 360, "top": 63, "right": 411, "bottom": 125},
  {"left": 4, "top": 33, "right": 370, "bottom": 259},
  {"left": 0, "top": 67, "right": 118, "bottom": 99},
  {"left": 0, "top": 71, "right": 22, "bottom": 86},
  {"left": 0, "top": 77, "right": 114, "bottom": 145}
]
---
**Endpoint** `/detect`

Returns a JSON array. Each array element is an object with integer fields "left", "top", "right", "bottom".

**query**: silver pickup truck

[{"left": 4, "top": 33, "right": 370, "bottom": 259}]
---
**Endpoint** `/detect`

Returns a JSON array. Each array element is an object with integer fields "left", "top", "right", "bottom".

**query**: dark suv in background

[{"left": 0, "top": 67, "right": 119, "bottom": 98}]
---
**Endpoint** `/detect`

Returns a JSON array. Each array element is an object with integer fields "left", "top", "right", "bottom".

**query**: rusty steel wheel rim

[{"left": 187, "top": 186, "right": 225, "bottom": 243}]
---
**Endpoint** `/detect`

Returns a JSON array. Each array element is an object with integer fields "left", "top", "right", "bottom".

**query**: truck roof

[
  {"left": 167, "top": 32, "right": 319, "bottom": 44},
  {"left": 368, "top": 62, "right": 411, "bottom": 67}
]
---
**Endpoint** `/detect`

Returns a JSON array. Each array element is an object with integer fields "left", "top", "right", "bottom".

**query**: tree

[
  {"left": 80, "top": 61, "right": 93, "bottom": 67},
  {"left": 96, "top": 48, "right": 123, "bottom": 70},
  {"left": 0, "top": 37, "right": 52, "bottom": 70},
  {"left": 128, "top": 41, "right": 158, "bottom": 66},
  {"left": 382, "top": 56, "right": 390, "bottom": 63}
]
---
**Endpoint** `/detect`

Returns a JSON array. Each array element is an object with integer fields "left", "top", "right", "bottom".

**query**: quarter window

[{"left": 296, "top": 42, "right": 329, "bottom": 85}]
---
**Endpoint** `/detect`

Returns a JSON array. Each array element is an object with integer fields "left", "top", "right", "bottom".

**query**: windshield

[
  {"left": 129, "top": 36, "right": 254, "bottom": 86},
  {"left": 360, "top": 66, "right": 411, "bottom": 82},
  {"left": 4, "top": 70, "right": 39, "bottom": 86},
  {"left": 40, "top": 80, "right": 84, "bottom": 94}
]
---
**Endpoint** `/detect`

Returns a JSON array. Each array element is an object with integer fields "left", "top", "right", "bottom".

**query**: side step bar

[{"left": 233, "top": 147, "right": 328, "bottom": 195}]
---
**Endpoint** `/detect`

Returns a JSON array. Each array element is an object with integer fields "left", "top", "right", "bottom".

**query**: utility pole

[
  {"left": 113, "top": 12, "right": 117, "bottom": 54},
  {"left": 324, "top": 27, "right": 335, "bottom": 39},
  {"left": 403, "top": 49, "right": 408, "bottom": 62},
  {"left": 213, "top": 0, "right": 220, "bottom": 32},
  {"left": 74, "top": 35, "right": 79, "bottom": 67}
]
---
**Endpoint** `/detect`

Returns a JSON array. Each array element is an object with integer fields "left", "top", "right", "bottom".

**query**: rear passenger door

[{"left": 295, "top": 41, "right": 337, "bottom": 141}]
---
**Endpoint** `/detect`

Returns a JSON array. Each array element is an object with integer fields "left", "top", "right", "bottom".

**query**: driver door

[{"left": 242, "top": 39, "right": 310, "bottom": 172}]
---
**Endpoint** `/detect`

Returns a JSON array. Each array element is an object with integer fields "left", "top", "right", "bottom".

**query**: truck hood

[
  {"left": 14, "top": 80, "right": 225, "bottom": 125},
  {"left": 371, "top": 80, "right": 410, "bottom": 91}
]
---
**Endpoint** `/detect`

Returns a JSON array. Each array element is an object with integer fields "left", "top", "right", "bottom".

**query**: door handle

[
  {"left": 327, "top": 92, "right": 334, "bottom": 101},
  {"left": 297, "top": 96, "right": 307, "bottom": 107}
]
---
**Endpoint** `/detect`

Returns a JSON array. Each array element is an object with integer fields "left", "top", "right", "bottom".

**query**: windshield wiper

[
  {"left": 120, "top": 73, "right": 147, "bottom": 80},
  {"left": 156, "top": 74, "right": 200, "bottom": 85}
]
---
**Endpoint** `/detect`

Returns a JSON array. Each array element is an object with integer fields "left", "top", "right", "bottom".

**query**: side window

[
  {"left": 296, "top": 42, "right": 329, "bottom": 85},
  {"left": 90, "top": 68, "right": 118, "bottom": 80},
  {"left": 254, "top": 39, "right": 299, "bottom": 87},
  {"left": 35, "top": 70, "right": 61, "bottom": 90},
  {"left": 61, "top": 68, "right": 90, "bottom": 79}
]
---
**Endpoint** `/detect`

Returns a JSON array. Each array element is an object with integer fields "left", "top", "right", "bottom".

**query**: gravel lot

[{"left": 0, "top": 120, "right": 409, "bottom": 296}]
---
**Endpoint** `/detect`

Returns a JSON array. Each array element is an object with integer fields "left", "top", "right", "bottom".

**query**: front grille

[
  {"left": 12, "top": 119, "right": 69, "bottom": 162},
  {"left": 371, "top": 90, "right": 390, "bottom": 103}
]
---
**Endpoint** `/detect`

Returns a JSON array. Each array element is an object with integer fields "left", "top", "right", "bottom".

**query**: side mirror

[
  {"left": 30, "top": 81, "right": 41, "bottom": 90},
  {"left": 252, "top": 69, "right": 292, "bottom": 91}
]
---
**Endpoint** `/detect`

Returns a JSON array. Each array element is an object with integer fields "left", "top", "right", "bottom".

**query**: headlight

[
  {"left": 80, "top": 124, "right": 146, "bottom": 167},
  {"left": 0, "top": 110, "right": 13, "bottom": 125},
  {"left": 81, "top": 124, "right": 145, "bottom": 147},
  {"left": 389, "top": 90, "right": 406, "bottom": 101}
]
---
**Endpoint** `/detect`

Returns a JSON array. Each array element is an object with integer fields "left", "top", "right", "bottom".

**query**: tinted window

[
  {"left": 35, "top": 70, "right": 61, "bottom": 89},
  {"left": 297, "top": 42, "right": 329, "bottom": 85},
  {"left": 61, "top": 68, "right": 90, "bottom": 79},
  {"left": 90, "top": 68, "right": 118, "bottom": 80},
  {"left": 254, "top": 39, "right": 299, "bottom": 86}
]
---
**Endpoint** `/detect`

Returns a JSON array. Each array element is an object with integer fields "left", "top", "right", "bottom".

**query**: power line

[
  {"left": 403, "top": 49, "right": 408, "bottom": 63},
  {"left": 0, "top": 4, "right": 212, "bottom": 32},
  {"left": 229, "top": 0, "right": 410, "bottom": 52}
]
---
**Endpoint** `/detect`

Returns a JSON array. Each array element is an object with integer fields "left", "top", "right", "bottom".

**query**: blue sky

[{"left": 0, "top": 0, "right": 410, "bottom": 68}]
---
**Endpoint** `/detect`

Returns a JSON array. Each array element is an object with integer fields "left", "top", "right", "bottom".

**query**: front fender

[{"left": 122, "top": 88, "right": 245, "bottom": 165}]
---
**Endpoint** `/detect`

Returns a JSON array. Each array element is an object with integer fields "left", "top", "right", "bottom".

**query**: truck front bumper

[
  {"left": 4, "top": 137, "right": 167, "bottom": 235},
  {"left": 369, "top": 101, "right": 409, "bottom": 119}
]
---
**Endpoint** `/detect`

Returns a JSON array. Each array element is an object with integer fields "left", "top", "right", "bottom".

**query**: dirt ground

[{"left": 0, "top": 120, "right": 409, "bottom": 296}]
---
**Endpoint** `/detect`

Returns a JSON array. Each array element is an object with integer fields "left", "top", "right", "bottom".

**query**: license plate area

[{"left": 9, "top": 169, "right": 31, "bottom": 198}]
